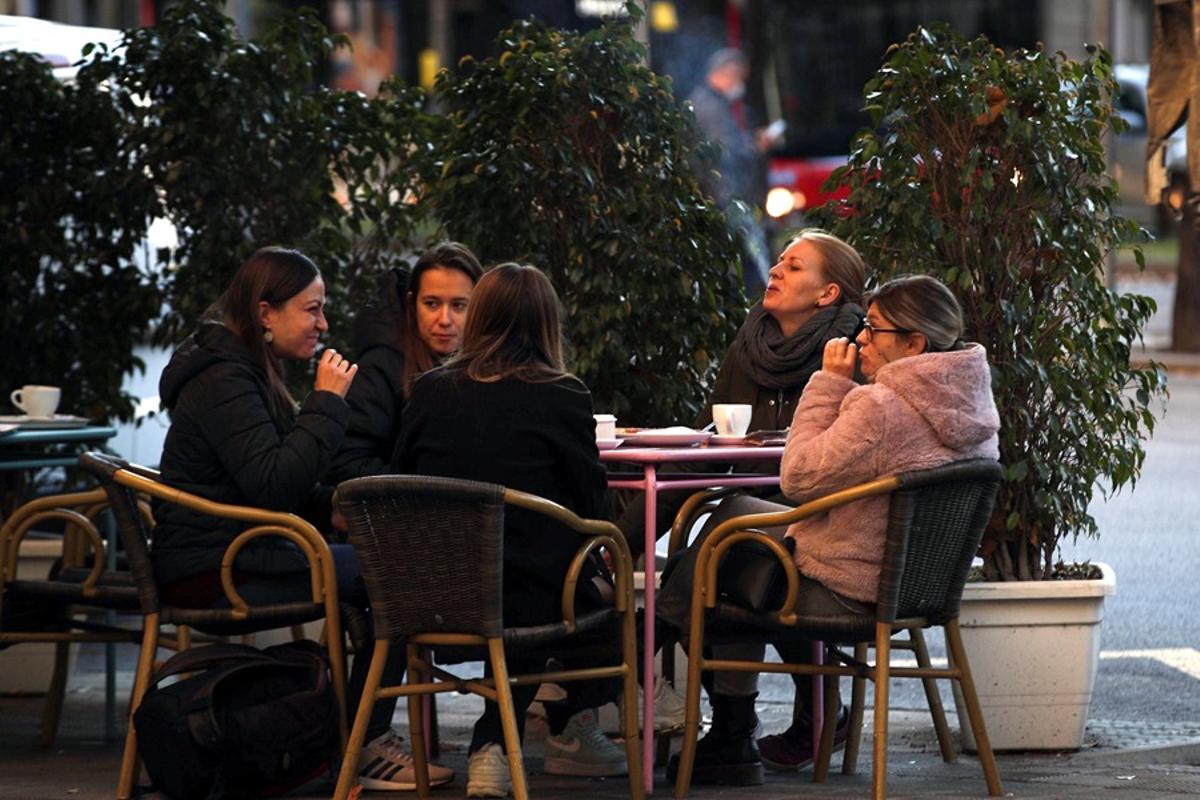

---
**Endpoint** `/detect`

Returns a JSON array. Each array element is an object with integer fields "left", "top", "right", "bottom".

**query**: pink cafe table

[{"left": 601, "top": 441, "right": 786, "bottom": 791}]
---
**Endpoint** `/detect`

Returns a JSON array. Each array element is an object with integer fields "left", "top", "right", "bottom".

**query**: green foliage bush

[
  {"left": 0, "top": 49, "right": 160, "bottom": 422},
  {"left": 819, "top": 26, "right": 1168, "bottom": 580},
  {"left": 429, "top": 15, "right": 744, "bottom": 423}
]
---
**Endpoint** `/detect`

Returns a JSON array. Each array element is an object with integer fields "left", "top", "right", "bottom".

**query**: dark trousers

[{"left": 656, "top": 495, "right": 866, "bottom": 701}]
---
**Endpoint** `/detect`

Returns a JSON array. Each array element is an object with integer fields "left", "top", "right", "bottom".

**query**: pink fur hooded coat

[{"left": 780, "top": 343, "right": 1000, "bottom": 603}]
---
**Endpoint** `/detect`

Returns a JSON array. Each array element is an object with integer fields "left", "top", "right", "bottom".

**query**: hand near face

[
  {"left": 822, "top": 337, "right": 858, "bottom": 380},
  {"left": 314, "top": 349, "right": 358, "bottom": 398}
]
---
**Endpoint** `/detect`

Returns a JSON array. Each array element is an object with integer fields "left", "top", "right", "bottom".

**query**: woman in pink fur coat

[{"left": 660, "top": 274, "right": 1000, "bottom": 785}]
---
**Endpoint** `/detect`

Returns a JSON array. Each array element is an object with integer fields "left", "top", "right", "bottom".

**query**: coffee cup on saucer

[
  {"left": 593, "top": 413, "right": 617, "bottom": 442},
  {"left": 712, "top": 403, "right": 752, "bottom": 437},
  {"left": 10, "top": 385, "right": 61, "bottom": 418}
]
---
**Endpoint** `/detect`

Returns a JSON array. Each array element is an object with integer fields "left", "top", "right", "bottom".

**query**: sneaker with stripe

[{"left": 357, "top": 729, "right": 454, "bottom": 790}]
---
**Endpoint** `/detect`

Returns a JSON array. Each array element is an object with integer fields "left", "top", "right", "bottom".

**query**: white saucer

[
  {"left": 710, "top": 434, "right": 749, "bottom": 446},
  {"left": 596, "top": 438, "right": 623, "bottom": 450}
]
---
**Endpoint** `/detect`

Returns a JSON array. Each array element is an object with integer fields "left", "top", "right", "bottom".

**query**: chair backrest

[
  {"left": 79, "top": 451, "right": 161, "bottom": 614},
  {"left": 335, "top": 475, "right": 506, "bottom": 641},
  {"left": 875, "top": 459, "right": 1003, "bottom": 624}
]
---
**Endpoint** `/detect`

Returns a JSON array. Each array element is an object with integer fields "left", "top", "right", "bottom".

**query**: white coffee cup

[
  {"left": 712, "top": 403, "right": 752, "bottom": 437},
  {"left": 593, "top": 413, "right": 617, "bottom": 442},
  {"left": 11, "top": 385, "right": 62, "bottom": 418}
]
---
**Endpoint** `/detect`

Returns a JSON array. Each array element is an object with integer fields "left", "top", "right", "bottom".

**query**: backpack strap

[{"left": 148, "top": 642, "right": 273, "bottom": 687}]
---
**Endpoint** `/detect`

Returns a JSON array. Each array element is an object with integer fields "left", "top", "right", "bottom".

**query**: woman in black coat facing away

[
  {"left": 154, "top": 247, "right": 454, "bottom": 791},
  {"left": 325, "top": 242, "right": 483, "bottom": 483},
  {"left": 392, "top": 263, "right": 627, "bottom": 797}
]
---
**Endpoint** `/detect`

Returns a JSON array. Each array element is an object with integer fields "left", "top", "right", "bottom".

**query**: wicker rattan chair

[
  {"left": 78, "top": 451, "right": 348, "bottom": 800},
  {"left": 671, "top": 458, "right": 1004, "bottom": 800},
  {"left": 0, "top": 486, "right": 152, "bottom": 746},
  {"left": 332, "top": 474, "right": 644, "bottom": 800}
]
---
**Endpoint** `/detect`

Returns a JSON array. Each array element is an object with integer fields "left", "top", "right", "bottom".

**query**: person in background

[
  {"left": 658, "top": 274, "right": 1001, "bottom": 785},
  {"left": 689, "top": 47, "right": 784, "bottom": 295},
  {"left": 325, "top": 242, "right": 483, "bottom": 484},
  {"left": 154, "top": 247, "right": 454, "bottom": 792},
  {"left": 392, "top": 263, "right": 628, "bottom": 797}
]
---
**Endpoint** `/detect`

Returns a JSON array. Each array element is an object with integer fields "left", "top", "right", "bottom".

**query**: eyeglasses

[{"left": 860, "top": 322, "right": 912, "bottom": 339}]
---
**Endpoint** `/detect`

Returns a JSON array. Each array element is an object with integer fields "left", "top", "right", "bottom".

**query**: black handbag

[
  {"left": 133, "top": 640, "right": 337, "bottom": 800},
  {"left": 717, "top": 538, "right": 789, "bottom": 612}
]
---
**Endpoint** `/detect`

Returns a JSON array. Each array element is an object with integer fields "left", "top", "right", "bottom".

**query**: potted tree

[{"left": 820, "top": 26, "right": 1167, "bottom": 750}]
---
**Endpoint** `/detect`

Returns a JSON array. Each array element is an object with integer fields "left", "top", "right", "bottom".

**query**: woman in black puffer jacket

[{"left": 155, "top": 247, "right": 454, "bottom": 792}]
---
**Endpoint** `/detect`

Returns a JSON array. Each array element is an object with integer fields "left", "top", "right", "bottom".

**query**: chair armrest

[
  {"left": 668, "top": 487, "right": 742, "bottom": 556},
  {"left": 110, "top": 467, "right": 334, "bottom": 621},
  {"left": 503, "top": 488, "right": 635, "bottom": 631},
  {"left": 1, "top": 488, "right": 109, "bottom": 595},
  {"left": 691, "top": 474, "right": 902, "bottom": 621}
]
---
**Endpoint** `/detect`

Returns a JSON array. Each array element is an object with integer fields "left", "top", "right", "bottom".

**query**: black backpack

[{"left": 133, "top": 640, "right": 338, "bottom": 800}]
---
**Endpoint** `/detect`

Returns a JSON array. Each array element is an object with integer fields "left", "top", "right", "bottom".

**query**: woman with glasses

[{"left": 656, "top": 274, "right": 1001, "bottom": 786}]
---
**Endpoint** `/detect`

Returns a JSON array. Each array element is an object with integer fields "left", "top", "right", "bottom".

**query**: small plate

[
  {"left": 627, "top": 430, "right": 713, "bottom": 447},
  {"left": 709, "top": 434, "right": 749, "bottom": 446},
  {"left": 0, "top": 414, "right": 90, "bottom": 429},
  {"left": 596, "top": 438, "right": 623, "bottom": 451}
]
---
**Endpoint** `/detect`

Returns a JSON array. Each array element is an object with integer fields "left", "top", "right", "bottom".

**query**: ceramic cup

[
  {"left": 593, "top": 413, "right": 617, "bottom": 442},
  {"left": 11, "top": 385, "right": 62, "bottom": 418},
  {"left": 712, "top": 403, "right": 752, "bottom": 437}
]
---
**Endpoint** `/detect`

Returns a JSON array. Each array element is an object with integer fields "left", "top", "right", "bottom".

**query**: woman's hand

[
  {"left": 822, "top": 337, "right": 858, "bottom": 380},
  {"left": 314, "top": 349, "right": 358, "bottom": 398}
]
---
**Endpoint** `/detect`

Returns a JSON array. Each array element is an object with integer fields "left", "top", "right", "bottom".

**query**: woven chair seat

[
  {"left": 433, "top": 607, "right": 619, "bottom": 665},
  {"left": 161, "top": 600, "right": 326, "bottom": 636}
]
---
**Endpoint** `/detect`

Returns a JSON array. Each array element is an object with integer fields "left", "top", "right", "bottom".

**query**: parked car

[{"left": 1112, "top": 63, "right": 1188, "bottom": 233}]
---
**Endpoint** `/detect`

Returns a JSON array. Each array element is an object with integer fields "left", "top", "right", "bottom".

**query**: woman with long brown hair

[
  {"left": 326, "top": 242, "right": 483, "bottom": 483},
  {"left": 392, "top": 263, "right": 627, "bottom": 796}
]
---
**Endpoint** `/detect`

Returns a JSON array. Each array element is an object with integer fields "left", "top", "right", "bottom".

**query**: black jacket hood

[
  {"left": 159, "top": 323, "right": 258, "bottom": 411},
  {"left": 351, "top": 267, "right": 409, "bottom": 358}
]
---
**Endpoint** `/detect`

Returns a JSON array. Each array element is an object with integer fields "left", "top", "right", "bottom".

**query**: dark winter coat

[
  {"left": 153, "top": 322, "right": 349, "bottom": 585},
  {"left": 325, "top": 268, "right": 408, "bottom": 484},
  {"left": 391, "top": 367, "right": 608, "bottom": 622}
]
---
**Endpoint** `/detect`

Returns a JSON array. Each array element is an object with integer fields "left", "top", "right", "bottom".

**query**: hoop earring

[{"left": 263, "top": 330, "right": 274, "bottom": 343}]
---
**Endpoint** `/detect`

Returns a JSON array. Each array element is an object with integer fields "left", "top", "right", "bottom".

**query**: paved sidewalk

[{"left": 3, "top": 664, "right": 1199, "bottom": 800}]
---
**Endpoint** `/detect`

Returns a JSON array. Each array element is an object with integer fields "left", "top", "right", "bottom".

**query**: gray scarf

[{"left": 732, "top": 302, "right": 866, "bottom": 391}]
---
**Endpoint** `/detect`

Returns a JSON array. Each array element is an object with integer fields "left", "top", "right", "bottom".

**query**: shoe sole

[
  {"left": 760, "top": 739, "right": 847, "bottom": 773},
  {"left": 466, "top": 781, "right": 511, "bottom": 797},
  {"left": 359, "top": 773, "right": 454, "bottom": 791},
  {"left": 667, "top": 762, "right": 765, "bottom": 786},
  {"left": 543, "top": 756, "right": 629, "bottom": 777}
]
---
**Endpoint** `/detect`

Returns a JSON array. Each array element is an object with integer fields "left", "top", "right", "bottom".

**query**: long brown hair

[
  {"left": 206, "top": 247, "right": 319, "bottom": 423},
  {"left": 401, "top": 241, "right": 483, "bottom": 397},
  {"left": 446, "top": 263, "right": 568, "bottom": 383},
  {"left": 866, "top": 274, "right": 965, "bottom": 352}
]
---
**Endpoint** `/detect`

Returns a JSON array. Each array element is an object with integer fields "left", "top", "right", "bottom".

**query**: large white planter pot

[{"left": 952, "top": 561, "right": 1115, "bottom": 751}]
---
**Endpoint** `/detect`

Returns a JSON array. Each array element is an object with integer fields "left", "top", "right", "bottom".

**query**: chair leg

[
  {"left": 176, "top": 625, "right": 192, "bottom": 652},
  {"left": 673, "top": 625, "right": 705, "bottom": 799},
  {"left": 488, "top": 638, "right": 529, "bottom": 800},
  {"left": 842, "top": 642, "right": 867, "bottom": 775},
  {"left": 945, "top": 620, "right": 1004, "bottom": 796},
  {"left": 40, "top": 641, "right": 71, "bottom": 748},
  {"left": 909, "top": 627, "right": 955, "bottom": 763},
  {"left": 333, "top": 640, "right": 389, "bottom": 800},
  {"left": 117, "top": 616, "right": 160, "bottom": 800},
  {"left": 813, "top": 672, "right": 839, "bottom": 783},
  {"left": 406, "top": 644, "right": 431, "bottom": 799},
  {"left": 871, "top": 623, "right": 892, "bottom": 800},
  {"left": 621, "top": 607, "right": 645, "bottom": 800}
]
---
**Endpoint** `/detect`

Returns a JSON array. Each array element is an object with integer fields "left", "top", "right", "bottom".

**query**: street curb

[{"left": 1069, "top": 739, "right": 1200, "bottom": 767}]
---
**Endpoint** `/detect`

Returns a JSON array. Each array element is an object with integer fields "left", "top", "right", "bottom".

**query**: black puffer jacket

[
  {"left": 324, "top": 268, "right": 408, "bottom": 484},
  {"left": 153, "top": 322, "right": 350, "bottom": 585}
]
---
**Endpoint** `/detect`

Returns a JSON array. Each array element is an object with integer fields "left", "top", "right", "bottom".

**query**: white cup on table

[
  {"left": 593, "top": 413, "right": 617, "bottom": 442},
  {"left": 10, "top": 385, "right": 61, "bottom": 418},
  {"left": 712, "top": 403, "right": 752, "bottom": 437}
]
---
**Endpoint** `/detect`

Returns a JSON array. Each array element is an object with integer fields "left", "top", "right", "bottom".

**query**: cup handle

[{"left": 10, "top": 389, "right": 24, "bottom": 413}]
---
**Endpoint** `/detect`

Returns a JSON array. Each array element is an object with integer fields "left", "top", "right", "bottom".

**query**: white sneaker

[
  {"left": 618, "top": 676, "right": 688, "bottom": 733},
  {"left": 543, "top": 709, "right": 628, "bottom": 777},
  {"left": 357, "top": 729, "right": 454, "bottom": 790},
  {"left": 467, "top": 743, "right": 512, "bottom": 798}
]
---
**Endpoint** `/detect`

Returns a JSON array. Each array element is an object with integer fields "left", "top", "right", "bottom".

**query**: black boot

[{"left": 666, "top": 692, "right": 764, "bottom": 786}]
